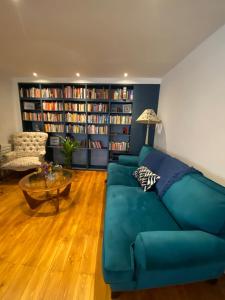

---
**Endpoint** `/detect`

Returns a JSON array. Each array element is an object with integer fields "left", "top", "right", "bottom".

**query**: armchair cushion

[
  {"left": 1, "top": 156, "right": 42, "bottom": 171},
  {"left": 2, "top": 151, "right": 17, "bottom": 162},
  {"left": 134, "top": 230, "right": 225, "bottom": 289}
]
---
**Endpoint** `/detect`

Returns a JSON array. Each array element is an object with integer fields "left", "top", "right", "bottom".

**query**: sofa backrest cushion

[
  {"left": 155, "top": 155, "right": 199, "bottom": 197},
  {"left": 138, "top": 145, "right": 154, "bottom": 166},
  {"left": 162, "top": 173, "right": 225, "bottom": 235}
]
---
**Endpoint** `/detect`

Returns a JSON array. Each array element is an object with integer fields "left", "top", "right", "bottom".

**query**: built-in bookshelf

[{"left": 18, "top": 83, "right": 134, "bottom": 169}]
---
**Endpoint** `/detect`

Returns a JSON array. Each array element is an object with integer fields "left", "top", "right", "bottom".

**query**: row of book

[
  {"left": 87, "top": 125, "right": 108, "bottom": 135},
  {"left": 110, "top": 115, "right": 132, "bottom": 124},
  {"left": 41, "top": 88, "right": 63, "bottom": 98},
  {"left": 65, "top": 113, "right": 86, "bottom": 123},
  {"left": 23, "top": 112, "right": 42, "bottom": 121},
  {"left": 43, "top": 113, "right": 63, "bottom": 122},
  {"left": 43, "top": 101, "right": 63, "bottom": 111},
  {"left": 87, "top": 115, "right": 109, "bottom": 124},
  {"left": 20, "top": 87, "right": 41, "bottom": 98},
  {"left": 65, "top": 125, "right": 86, "bottom": 134},
  {"left": 20, "top": 87, "right": 134, "bottom": 100},
  {"left": 112, "top": 88, "right": 133, "bottom": 100},
  {"left": 88, "top": 140, "right": 104, "bottom": 149},
  {"left": 109, "top": 142, "right": 129, "bottom": 151},
  {"left": 86, "top": 88, "right": 109, "bottom": 99},
  {"left": 64, "top": 86, "right": 85, "bottom": 99},
  {"left": 64, "top": 103, "right": 85, "bottom": 112},
  {"left": 87, "top": 103, "right": 108, "bottom": 112},
  {"left": 111, "top": 104, "right": 132, "bottom": 113},
  {"left": 44, "top": 124, "right": 64, "bottom": 132}
]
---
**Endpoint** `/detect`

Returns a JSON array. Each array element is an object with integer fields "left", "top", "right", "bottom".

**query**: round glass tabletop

[{"left": 19, "top": 169, "right": 73, "bottom": 193}]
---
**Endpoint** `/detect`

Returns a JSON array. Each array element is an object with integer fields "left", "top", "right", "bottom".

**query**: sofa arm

[
  {"left": 118, "top": 155, "right": 138, "bottom": 166},
  {"left": 2, "top": 151, "right": 17, "bottom": 163},
  {"left": 134, "top": 231, "right": 225, "bottom": 271}
]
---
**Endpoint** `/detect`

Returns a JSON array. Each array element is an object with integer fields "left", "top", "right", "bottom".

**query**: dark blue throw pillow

[
  {"left": 155, "top": 156, "right": 200, "bottom": 197},
  {"left": 142, "top": 149, "right": 168, "bottom": 173},
  {"left": 142, "top": 149, "right": 200, "bottom": 197}
]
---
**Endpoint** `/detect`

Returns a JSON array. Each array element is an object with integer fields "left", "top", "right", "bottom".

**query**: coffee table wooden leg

[
  {"left": 60, "top": 183, "right": 71, "bottom": 197},
  {"left": 22, "top": 190, "right": 45, "bottom": 209}
]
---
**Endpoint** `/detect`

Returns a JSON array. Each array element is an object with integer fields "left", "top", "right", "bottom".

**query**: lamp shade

[{"left": 136, "top": 109, "right": 161, "bottom": 124}]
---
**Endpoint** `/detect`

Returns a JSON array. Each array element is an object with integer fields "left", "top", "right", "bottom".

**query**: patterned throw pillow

[{"left": 133, "top": 166, "right": 160, "bottom": 192}]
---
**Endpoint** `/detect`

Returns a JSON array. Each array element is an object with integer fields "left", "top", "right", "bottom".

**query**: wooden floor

[{"left": 0, "top": 170, "right": 225, "bottom": 300}]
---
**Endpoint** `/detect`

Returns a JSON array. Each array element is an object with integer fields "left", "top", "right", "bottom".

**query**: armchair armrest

[
  {"left": 2, "top": 151, "right": 17, "bottom": 163},
  {"left": 118, "top": 155, "right": 138, "bottom": 166},
  {"left": 134, "top": 231, "right": 225, "bottom": 271}
]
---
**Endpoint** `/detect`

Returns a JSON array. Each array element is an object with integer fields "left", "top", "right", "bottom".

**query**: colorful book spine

[
  {"left": 44, "top": 124, "right": 64, "bottom": 132},
  {"left": 23, "top": 112, "right": 42, "bottom": 121},
  {"left": 87, "top": 103, "right": 108, "bottom": 112},
  {"left": 87, "top": 125, "right": 108, "bottom": 134},
  {"left": 64, "top": 102, "right": 85, "bottom": 112},
  {"left": 43, "top": 113, "right": 63, "bottom": 122},
  {"left": 65, "top": 113, "right": 86, "bottom": 123},
  {"left": 42, "top": 101, "right": 63, "bottom": 111},
  {"left": 110, "top": 115, "right": 132, "bottom": 124},
  {"left": 109, "top": 142, "right": 129, "bottom": 151},
  {"left": 87, "top": 115, "right": 109, "bottom": 124},
  {"left": 65, "top": 124, "right": 86, "bottom": 134}
]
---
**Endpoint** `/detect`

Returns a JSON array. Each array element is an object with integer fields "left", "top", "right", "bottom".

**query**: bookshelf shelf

[{"left": 18, "top": 83, "right": 134, "bottom": 168}]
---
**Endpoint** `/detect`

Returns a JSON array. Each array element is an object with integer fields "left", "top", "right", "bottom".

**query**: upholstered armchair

[{"left": 1, "top": 132, "right": 48, "bottom": 171}]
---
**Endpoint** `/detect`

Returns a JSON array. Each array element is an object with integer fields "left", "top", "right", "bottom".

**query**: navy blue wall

[{"left": 130, "top": 84, "right": 160, "bottom": 155}]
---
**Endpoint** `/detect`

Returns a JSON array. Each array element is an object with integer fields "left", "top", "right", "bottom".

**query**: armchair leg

[{"left": 111, "top": 291, "right": 121, "bottom": 298}]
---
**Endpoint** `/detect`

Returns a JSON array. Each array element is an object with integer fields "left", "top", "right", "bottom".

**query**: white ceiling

[{"left": 1, "top": 0, "right": 225, "bottom": 79}]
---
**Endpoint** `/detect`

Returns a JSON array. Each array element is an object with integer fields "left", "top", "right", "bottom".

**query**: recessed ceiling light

[
  {"left": 33, "top": 72, "right": 38, "bottom": 77},
  {"left": 124, "top": 73, "right": 128, "bottom": 77},
  {"left": 76, "top": 73, "right": 80, "bottom": 77}
]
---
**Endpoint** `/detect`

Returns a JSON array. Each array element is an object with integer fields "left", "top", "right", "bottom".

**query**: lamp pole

[{"left": 145, "top": 123, "right": 150, "bottom": 145}]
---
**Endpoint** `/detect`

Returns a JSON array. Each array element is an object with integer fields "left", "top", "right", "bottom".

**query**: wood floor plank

[{"left": 0, "top": 170, "right": 225, "bottom": 300}]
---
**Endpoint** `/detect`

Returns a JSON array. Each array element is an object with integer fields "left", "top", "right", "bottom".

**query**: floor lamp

[{"left": 136, "top": 109, "right": 161, "bottom": 145}]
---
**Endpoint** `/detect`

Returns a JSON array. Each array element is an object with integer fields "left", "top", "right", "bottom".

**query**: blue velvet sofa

[{"left": 102, "top": 146, "right": 225, "bottom": 297}]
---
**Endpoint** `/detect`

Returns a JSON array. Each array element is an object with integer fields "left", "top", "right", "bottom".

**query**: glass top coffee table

[{"left": 19, "top": 169, "right": 73, "bottom": 213}]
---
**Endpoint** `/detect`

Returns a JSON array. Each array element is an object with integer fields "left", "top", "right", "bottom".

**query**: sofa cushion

[
  {"left": 138, "top": 145, "right": 153, "bottom": 166},
  {"left": 118, "top": 155, "right": 139, "bottom": 166},
  {"left": 107, "top": 163, "right": 139, "bottom": 187},
  {"left": 103, "top": 185, "right": 180, "bottom": 284},
  {"left": 162, "top": 173, "right": 225, "bottom": 235}
]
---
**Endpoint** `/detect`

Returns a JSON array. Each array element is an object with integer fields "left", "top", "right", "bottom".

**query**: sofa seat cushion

[
  {"left": 107, "top": 163, "right": 139, "bottom": 187},
  {"left": 162, "top": 173, "right": 225, "bottom": 235},
  {"left": 103, "top": 185, "right": 180, "bottom": 284}
]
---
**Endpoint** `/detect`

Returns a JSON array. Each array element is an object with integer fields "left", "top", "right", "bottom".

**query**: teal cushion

[
  {"left": 162, "top": 173, "right": 225, "bottom": 235},
  {"left": 107, "top": 163, "right": 139, "bottom": 187},
  {"left": 138, "top": 145, "right": 153, "bottom": 166},
  {"left": 134, "top": 230, "right": 225, "bottom": 289},
  {"left": 103, "top": 185, "right": 180, "bottom": 284},
  {"left": 118, "top": 155, "right": 139, "bottom": 166}
]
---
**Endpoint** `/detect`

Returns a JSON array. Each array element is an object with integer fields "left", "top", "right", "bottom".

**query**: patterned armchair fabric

[{"left": 1, "top": 132, "right": 48, "bottom": 171}]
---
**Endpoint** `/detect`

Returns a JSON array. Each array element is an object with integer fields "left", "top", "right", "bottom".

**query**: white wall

[
  {"left": 0, "top": 77, "right": 22, "bottom": 144},
  {"left": 154, "top": 25, "right": 225, "bottom": 186}
]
